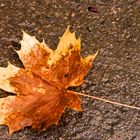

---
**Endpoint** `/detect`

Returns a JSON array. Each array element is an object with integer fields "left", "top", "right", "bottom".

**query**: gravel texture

[{"left": 0, "top": 0, "right": 140, "bottom": 139}]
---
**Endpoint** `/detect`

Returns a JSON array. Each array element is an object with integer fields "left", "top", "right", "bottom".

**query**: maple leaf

[{"left": 0, "top": 28, "right": 98, "bottom": 134}]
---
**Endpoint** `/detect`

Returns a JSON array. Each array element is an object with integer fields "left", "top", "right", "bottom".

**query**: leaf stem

[{"left": 77, "top": 92, "right": 140, "bottom": 110}]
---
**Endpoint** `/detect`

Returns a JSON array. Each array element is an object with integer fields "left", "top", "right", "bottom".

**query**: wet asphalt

[{"left": 0, "top": 0, "right": 140, "bottom": 139}]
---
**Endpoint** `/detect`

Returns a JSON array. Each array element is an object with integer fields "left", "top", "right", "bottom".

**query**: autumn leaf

[{"left": 0, "top": 28, "right": 98, "bottom": 134}]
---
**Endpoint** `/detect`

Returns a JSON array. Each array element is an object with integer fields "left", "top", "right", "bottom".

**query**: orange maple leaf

[{"left": 0, "top": 28, "right": 98, "bottom": 134}]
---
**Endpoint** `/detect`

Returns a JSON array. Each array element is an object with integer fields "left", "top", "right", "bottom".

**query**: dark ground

[{"left": 0, "top": 0, "right": 140, "bottom": 139}]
